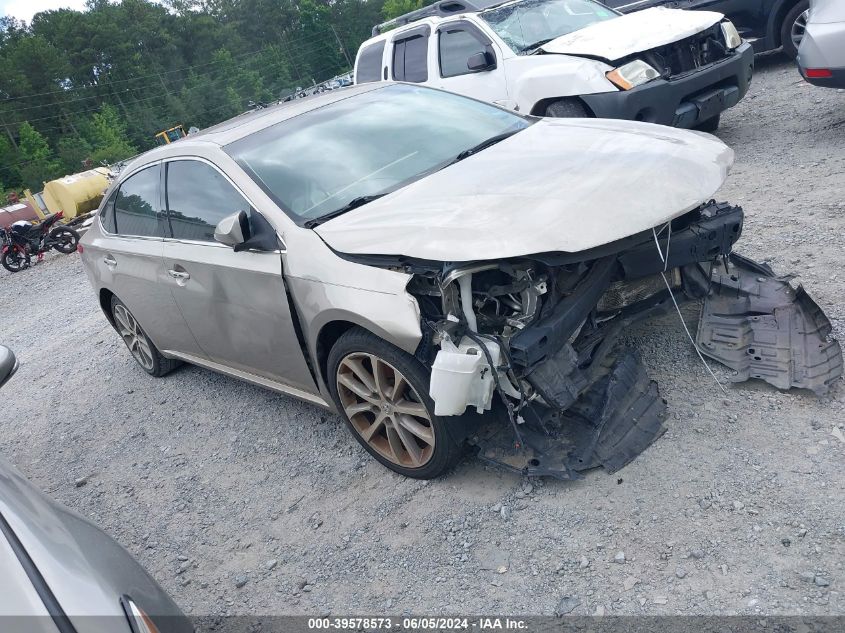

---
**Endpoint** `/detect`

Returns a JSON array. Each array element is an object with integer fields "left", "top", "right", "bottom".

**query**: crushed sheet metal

[
  {"left": 473, "top": 349, "right": 667, "bottom": 479},
  {"left": 315, "top": 119, "right": 734, "bottom": 261},
  {"left": 540, "top": 7, "right": 723, "bottom": 62},
  {"left": 697, "top": 256, "right": 843, "bottom": 394}
]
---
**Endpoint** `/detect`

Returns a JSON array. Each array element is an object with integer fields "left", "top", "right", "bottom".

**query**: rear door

[
  {"left": 160, "top": 158, "right": 316, "bottom": 392},
  {"left": 96, "top": 163, "right": 203, "bottom": 356}
]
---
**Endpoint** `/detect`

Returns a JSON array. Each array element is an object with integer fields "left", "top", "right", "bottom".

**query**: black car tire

[
  {"left": 544, "top": 98, "right": 590, "bottom": 118},
  {"left": 49, "top": 227, "right": 80, "bottom": 254},
  {"left": 781, "top": 0, "right": 810, "bottom": 59},
  {"left": 327, "top": 327, "right": 466, "bottom": 479},
  {"left": 695, "top": 114, "right": 721, "bottom": 133},
  {"left": 110, "top": 296, "right": 181, "bottom": 377}
]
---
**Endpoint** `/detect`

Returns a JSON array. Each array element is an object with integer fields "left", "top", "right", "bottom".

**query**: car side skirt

[{"left": 161, "top": 350, "right": 332, "bottom": 410}]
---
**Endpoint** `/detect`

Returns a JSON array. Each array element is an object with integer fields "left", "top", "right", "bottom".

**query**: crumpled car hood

[
  {"left": 540, "top": 7, "right": 723, "bottom": 62},
  {"left": 315, "top": 118, "right": 734, "bottom": 262}
]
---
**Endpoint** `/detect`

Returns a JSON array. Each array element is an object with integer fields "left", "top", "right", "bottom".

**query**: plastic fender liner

[
  {"left": 696, "top": 254, "right": 843, "bottom": 394},
  {"left": 472, "top": 348, "right": 667, "bottom": 480},
  {"left": 510, "top": 255, "right": 617, "bottom": 368}
]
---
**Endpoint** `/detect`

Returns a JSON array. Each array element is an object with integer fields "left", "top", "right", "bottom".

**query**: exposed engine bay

[{"left": 397, "top": 201, "right": 843, "bottom": 479}]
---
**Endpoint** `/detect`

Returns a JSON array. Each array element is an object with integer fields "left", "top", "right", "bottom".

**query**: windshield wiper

[
  {"left": 450, "top": 130, "right": 521, "bottom": 165},
  {"left": 304, "top": 194, "right": 386, "bottom": 228},
  {"left": 522, "top": 38, "right": 555, "bottom": 54}
]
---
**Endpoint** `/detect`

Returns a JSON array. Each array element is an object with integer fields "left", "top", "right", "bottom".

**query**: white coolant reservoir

[{"left": 429, "top": 337, "right": 501, "bottom": 416}]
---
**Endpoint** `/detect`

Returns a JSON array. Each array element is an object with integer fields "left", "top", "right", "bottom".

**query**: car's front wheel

[
  {"left": 781, "top": 0, "right": 810, "bottom": 59},
  {"left": 110, "top": 296, "right": 181, "bottom": 377},
  {"left": 327, "top": 327, "right": 464, "bottom": 479},
  {"left": 695, "top": 114, "right": 721, "bottom": 133},
  {"left": 544, "top": 98, "right": 590, "bottom": 118}
]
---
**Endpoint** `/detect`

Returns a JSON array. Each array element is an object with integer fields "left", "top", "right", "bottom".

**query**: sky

[{"left": 1, "top": 0, "right": 89, "bottom": 24}]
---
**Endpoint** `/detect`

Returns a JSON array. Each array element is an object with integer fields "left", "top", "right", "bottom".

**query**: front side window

[
  {"left": 165, "top": 160, "right": 252, "bottom": 242},
  {"left": 113, "top": 165, "right": 161, "bottom": 237},
  {"left": 481, "top": 0, "right": 618, "bottom": 54},
  {"left": 392, "top": 33, "right": 429, "bottom": 82},
  {"left": 356, "top": 41, "right": 385, "bottom": 83},
  {"left": 439, "top": 27, "right": 492, "bottom": 78},
  {"left": 226, "top": 84, "right": 530, "bottom": 224}
]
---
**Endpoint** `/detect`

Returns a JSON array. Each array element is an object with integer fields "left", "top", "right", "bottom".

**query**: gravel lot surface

[{"left": 1, "top": 55, "right": 843, "bottom": 618}]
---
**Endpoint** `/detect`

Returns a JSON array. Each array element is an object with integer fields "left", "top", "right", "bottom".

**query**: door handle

[
  {"left": 167, "top": 269, "right": 190, "bottom": 280},
  {"left": 103, "top": 256, "right": 117, "bottom": 268}
]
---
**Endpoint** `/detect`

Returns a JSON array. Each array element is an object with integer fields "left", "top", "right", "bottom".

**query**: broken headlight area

[{"left": 404, "top": 201, "right": 842, "bottom": 480}]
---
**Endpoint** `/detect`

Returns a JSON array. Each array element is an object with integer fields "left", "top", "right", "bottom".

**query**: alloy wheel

[
  {"left": 791, "top": 9, "right": 809, "bottom": 50},
  {"left": 336, "top": 353, "right": 435, "bottom": 468},
  {"left": 113, "top": 304, "right": 155, "bottom": 371}
]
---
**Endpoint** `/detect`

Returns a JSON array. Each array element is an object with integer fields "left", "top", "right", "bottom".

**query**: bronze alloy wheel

[
  {"left": 336, "top": 352, "right": 435, "bottom": 468},
  {"left": 113, "top": 303, "right": 155, "bottom": 371}
]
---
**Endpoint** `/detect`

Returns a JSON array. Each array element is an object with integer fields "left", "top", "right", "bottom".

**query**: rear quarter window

[{"left": 356, "top": 41, "right": 385, "bottom": 83}]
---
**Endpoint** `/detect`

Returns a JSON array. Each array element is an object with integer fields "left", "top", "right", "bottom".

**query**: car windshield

[
  {"left": 226, "top": 84, "right": 530, "bottom": 223},
  {"left": 481, "top": 0, "right": 618, "bottom": 54}
]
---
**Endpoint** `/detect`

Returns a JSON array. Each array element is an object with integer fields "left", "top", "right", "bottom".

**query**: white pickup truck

[{"left": 354, "top": 0, "right": 755, "bottom": 131}]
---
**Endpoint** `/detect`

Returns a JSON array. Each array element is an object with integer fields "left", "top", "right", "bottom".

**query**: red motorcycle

[{"left": 1, "top": 211, "right": 80, "bottom": 273}]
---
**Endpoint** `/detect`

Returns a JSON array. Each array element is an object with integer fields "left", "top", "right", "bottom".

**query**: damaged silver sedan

[{"left": 79, "top": 83, "right": 842, "bottom": 479}]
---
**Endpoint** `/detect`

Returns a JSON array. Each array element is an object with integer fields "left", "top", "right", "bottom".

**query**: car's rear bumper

[
  {"left": 799, "top": 67, "right": 845, "bottom": 88},
  {"left": 580, "top": 42, "right": 755, "bottom": 128}
]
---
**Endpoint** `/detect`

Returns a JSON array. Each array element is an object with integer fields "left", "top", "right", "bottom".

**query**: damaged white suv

[
  {"left": 80, "top": 84, "right": 842, "bottom": 479},
  {"left": 355, "top": 0, "right": 755, "bottom": 131}
]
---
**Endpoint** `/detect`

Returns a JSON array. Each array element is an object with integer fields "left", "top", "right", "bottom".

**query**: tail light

[{"left": 806, "top": 68, "right": 833, "bottom": 79}]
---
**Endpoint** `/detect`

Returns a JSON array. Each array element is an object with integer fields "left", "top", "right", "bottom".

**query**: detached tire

[
  {"left": 781, "top": 0, "right": 810, "bottom": 59},
  {"left": 110, "top": 296, "right": 181, "bottom": 377},
  {"left": 544, "top": 98, "right": 590, "bottom": 118},
  {"left": 327, "top": 327, "right": 465, "bottom": 479},
  {"left": 695, "top": 114, "right": 721, "bottom": 133}
]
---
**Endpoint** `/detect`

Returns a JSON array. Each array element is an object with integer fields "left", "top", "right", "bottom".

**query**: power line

[
  {"left": 0, "top": 27, "right": 356, "bottom": 105},
  {"left": 4, "top": 37, "right": 351, "bottom": 128}
]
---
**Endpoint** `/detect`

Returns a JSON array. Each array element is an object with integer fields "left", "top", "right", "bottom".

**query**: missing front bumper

[{"left": 472, "top": 254, "right": 842, "bottom": 480}]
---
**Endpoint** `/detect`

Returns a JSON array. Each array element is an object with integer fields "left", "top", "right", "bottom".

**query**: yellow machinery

[
  {"left": 23, "top": 167, "right": 110, "bottom": 221},
  {"left": 155, "top": 125, "right": 187, "bottom": 145}
]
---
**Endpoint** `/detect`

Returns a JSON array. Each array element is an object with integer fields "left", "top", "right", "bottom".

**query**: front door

[
  {"left": 160, "top": 158, "right": 316, "bottom": 393},
  {"left": 435, "top": 21, "right": 510, "bottom": 107}
]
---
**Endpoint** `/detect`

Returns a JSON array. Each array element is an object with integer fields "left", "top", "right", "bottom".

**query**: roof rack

[{"left": 372, "top": 0, "right": 486, "bottom": 36}]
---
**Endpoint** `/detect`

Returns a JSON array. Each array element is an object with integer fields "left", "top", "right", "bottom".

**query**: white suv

[{"left": 355, "top": 0, "right": 755, "bottom": 131}]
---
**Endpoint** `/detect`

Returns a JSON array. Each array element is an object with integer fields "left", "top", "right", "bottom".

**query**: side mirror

[
  {"left": 214, "top": 210, "right": 250, "bottom": 247},
  {"left": 467, "top": 51, "right": 495, "bottom": 72},
  {"left": 0, "top": 346, "right": 18, "bottom": 389}
]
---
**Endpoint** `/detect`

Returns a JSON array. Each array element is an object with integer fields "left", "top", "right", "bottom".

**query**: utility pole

[{"left": 330, "top": 25, "right": 352, "bottom": 69}]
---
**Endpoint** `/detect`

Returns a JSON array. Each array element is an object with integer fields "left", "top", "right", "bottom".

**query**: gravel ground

[{"left": 1, "top": 55, "right": 843, "bottom": 618}]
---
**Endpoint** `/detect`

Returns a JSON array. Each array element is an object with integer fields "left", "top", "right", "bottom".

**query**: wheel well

[
  {"left": 529, "top": 96, "right": 594, "bottom": 117},
  {"left": 99, "top": 288, "right": 116, "bottom": 327},
  {"left": 773, "top": 0, "right": 804, "bottom": 47},
  {"left": 316, "top": 320, "right": 357, "bottom": 387}
]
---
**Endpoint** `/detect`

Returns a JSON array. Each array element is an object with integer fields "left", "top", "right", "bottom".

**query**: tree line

[{"left": 0, "top": 0, "right": 421, "bottom": 194}]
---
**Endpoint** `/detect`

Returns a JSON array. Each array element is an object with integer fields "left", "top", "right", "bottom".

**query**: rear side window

[
  {"left": 164, "top": 160, "right": 252, "bottom": 242},
  {"left": 356, "top": 42, "right": 385, "bottom": 83},
  {"left": 113, "top": 165, "right": 161, "bottom": 237},
  {"left": 439, "top": 27, "right": 491, "bottom": 78},
  {"left": 100, "top": 190, "right": 117, "bottom": 233},
  {"left": 392, "top": 34, "right": 429, "bottom": 83}
]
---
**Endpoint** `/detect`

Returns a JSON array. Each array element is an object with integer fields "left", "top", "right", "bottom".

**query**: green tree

[
  {"left": 16, "top": 122, "right": 62, "bottom": 190},
  {"left": 382, "top": 0, "right": 424, "bottom": 21},
  {"left": 82, "top": 104, "right": 137, "bottom": 165}
]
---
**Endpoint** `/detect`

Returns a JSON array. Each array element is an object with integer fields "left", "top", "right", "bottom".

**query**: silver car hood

[
  {"left": 540, "top": 7, "right": 723, "bottom": 61},
  {"left": 315, "top": 118, "right": 734, "bottom": 262}
]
